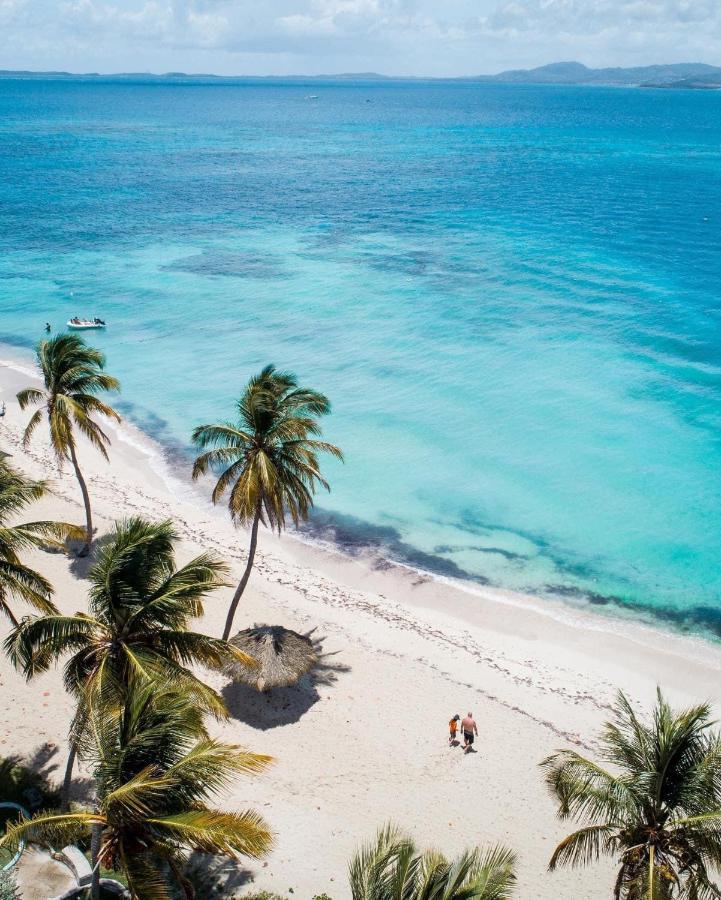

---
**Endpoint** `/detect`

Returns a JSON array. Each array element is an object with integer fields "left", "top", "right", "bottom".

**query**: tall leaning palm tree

[
  {"left": 192, "top": 365, "right": 343, "bottom": 640},
  {"left": 0, "top": 459, "right": 80, "bottom": 625},
  {"left": 0, "top": 681, "right": 273, "bottom": 899},
  {"left": 5, "top": 517, "right": 253, "bottom": 807},
  {"left": 542, "top": 689, "right": 721, "bottom": 900},
  {"left": 349, "top": 824, "right": 517, "bottom": 900},
  {"left": 18, "top": 333, "right": 121, "bottom": 555}
]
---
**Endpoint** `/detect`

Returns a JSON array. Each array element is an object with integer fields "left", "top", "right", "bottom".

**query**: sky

[{"left": 1, "top": 0, "right": 721, "bottom": 77}]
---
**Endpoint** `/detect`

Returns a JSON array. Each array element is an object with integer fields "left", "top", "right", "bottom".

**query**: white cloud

[{"left": 0, "top": 0, "right": 720, "bottom": 75}]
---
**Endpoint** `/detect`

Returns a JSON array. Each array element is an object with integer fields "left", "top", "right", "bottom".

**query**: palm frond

[
  {"left": 104, "top": 768, "right": 170, "bottom": 820},
  {"left": 541, "top": 749, "right": 637, "bottom": 821},
  {"left": 149, "top": 808, "right": 273, "bottom": 858},
  {"left": 544, "top": 689, "right": 721, "bottom": 899},
  {"left": 548, "top": 824, "right": 618, "bottom": 871},
  {"left": 4, "top": 613, "right": 100, "bottom": 678},
  {"left": 0, "top": 810, "right": 103, "bottom": 851},
  {"left": 163, "top": 740, "right": 273, "bottom": 802},
  {"left": 119, "top": 847, "right": 174, "bottom": 900}
]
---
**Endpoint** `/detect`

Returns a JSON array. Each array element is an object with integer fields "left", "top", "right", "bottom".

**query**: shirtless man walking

[{"left": 461, "top": 712, "right": 478, "bottom": 754}]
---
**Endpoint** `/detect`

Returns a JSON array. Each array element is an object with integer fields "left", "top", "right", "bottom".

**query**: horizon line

[{"left": 1, "top": 59, "right": 721, "bottom": 82}]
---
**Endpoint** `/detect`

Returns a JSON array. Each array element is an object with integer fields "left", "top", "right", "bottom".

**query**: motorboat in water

[{"left": 67, "top": 317, "right": 107, "bottom": 330}]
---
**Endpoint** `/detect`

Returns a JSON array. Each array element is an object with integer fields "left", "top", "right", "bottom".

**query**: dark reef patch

[
  {"left": 70, "top": 398, "right": 721, "bottom": 647},
  {"left": 434, "top": 543, "right": 529, "bottom": 562},
  {"left": 162, "top": 250, "right": 290, "bottom": 280},
  {"left": 360, "top": 250, "right": 434, "bottom": 276},
  {"left": 299, "top": 509, "right": 491, "bottom": 584}
]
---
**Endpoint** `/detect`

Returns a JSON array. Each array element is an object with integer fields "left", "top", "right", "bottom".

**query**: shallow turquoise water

[{"left": 1, "top": 78, "right": 720, "bottom": 631}]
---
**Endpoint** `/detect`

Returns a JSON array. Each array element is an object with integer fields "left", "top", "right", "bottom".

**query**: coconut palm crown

[
  {"left": 0, "top": 681, "right": 273, "bottom": 899},
  {"left": 542, "top": 689, "right": 721, "bottom": 900},
  {"left": 0, "top": 458, "right": 83, "bottom": 625},
  {"left": 349, "top": 824, "right": 517, "bottom": 900},
  {"left": 192, "top": 364, "right": 343, "bottom": 639},
  {"left": 17, "top": 333, "right": 121, "bottom": 555},
  {"left": 5, "top": 517, "right": 251, "bottom": 717}
]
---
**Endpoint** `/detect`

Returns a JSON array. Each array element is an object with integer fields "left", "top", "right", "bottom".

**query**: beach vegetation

[
  {"left": 240, "top": 893, "right": 288, "bottom": 900},
  {"left": 192, "top": 365, "right": 342, "bottom": 640},
  {"left": 0, "top": 681, "right": 272, "bottom": 899},
  {"left": 17, "top": 333, "right": 121, "bottom": 556},
  {"left": 0, "top": 870, "right": 21, "bottom": 900},
  {"left": 348, "top": 824, "right": 517, "bottom": 899},
  {"left": 542, "top": 689, "right": 721, "bottom": 899},
  {"left": 0, "top": 459, "right": 81, "bottom": 625},
  {"left": 5, "top": 517, "right": 254, "bottom": 807}
]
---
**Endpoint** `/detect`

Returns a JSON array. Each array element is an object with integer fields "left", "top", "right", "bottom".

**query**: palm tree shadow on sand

[
  {"left": 184, "top": 851, "right": 255, "bottom": 896},
  {"left": 221, "top": 645, "right": 351, "bottom": 730},
  {"left": 67, "top": 531, "right": 115, "bottom": 579},
  {"left": 0, "top": 742, "right": 94, "bottom": 808}
]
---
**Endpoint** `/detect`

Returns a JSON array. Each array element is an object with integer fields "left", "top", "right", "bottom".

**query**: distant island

[
  {"left": 1, "top": 61, "right": 721, "bottom": 89},
  {"left": 471, "top": 61, "right": 721, "bottom": 89}
]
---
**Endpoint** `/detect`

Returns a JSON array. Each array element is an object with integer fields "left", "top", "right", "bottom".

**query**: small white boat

[{"left": 67, "top": 318, "right": 107, "bottom": 330}]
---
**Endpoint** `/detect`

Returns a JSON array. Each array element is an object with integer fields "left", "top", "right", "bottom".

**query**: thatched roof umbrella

[{"left": 224, "top": 625, "right": 319, "bottom": 692}]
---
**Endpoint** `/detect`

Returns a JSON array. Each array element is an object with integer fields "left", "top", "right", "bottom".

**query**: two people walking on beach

[{"left": 449, "top": 712, "right": 478, "bottom": 754}]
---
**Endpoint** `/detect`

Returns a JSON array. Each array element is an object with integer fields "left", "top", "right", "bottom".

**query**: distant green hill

[
  {"left": 643, "top": 71, "right": 721, "bottom": 90},
  {"left": 477, "top": 61, "right": 721, "bottom": 87}
]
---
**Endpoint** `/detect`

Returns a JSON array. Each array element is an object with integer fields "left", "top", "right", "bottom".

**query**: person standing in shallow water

[{"left": 461, "top": 712, "right": 478, "bottom": 754}]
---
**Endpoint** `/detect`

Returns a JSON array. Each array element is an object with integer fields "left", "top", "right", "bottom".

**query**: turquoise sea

[{"left": 1, "top": 77, "right": 720, "bottom": 633}]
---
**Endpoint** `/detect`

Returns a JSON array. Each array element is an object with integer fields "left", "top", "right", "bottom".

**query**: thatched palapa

[{"left": 224, "top": 625, "right": 319, "bottom": 691}]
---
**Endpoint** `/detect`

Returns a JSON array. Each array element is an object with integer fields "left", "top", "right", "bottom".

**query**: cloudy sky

[{"left": 2, "top": 0, "right": 720, "bottom": 77}]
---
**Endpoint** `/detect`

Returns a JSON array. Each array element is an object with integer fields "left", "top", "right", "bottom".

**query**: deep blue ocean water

[{"left": 1, "top": 77, "right": 720, "bottom": 632}]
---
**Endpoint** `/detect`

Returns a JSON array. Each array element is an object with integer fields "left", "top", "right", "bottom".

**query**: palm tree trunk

[
  {"left": 90, "top": 821, "right": 102, "bottom": 900},
  {"left": 68, "top": 443, "right": 92, "bottom": 556},
  {"left": 222, "top": 505, "right": 261, "bottom": 641},
  {"left": 648, "top": 844, "right": 655, "bottom": 900},
  {"left": 60, "top": 742, "right": 77, "bottom": 811}
]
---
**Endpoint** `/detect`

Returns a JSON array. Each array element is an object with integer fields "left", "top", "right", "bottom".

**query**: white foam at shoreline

[
  {"left": 2, "top": 344, "right": 720, "bottom": 671},
  {"left": 288, "top": 525, "right": 721, "bottom": 669}
]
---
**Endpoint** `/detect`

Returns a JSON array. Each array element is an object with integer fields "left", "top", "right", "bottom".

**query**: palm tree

[
  {"left": 192, "top": 365, "right": 343, "bottom": 640},
  {"left": 5, "top": 517, "right": 254, "bottom": 807},
  {"left": 0, "top": 458, "right": 82, "bottom": 625},
  {"left": 17, "top": 333, "right": 121, "bottom": 555},
  {"left": 349, "top": 824, "right": 517, "bottom": 900},
  {"left": 542, "top": 689, "right": 721, "bottom": 899},
  {"left": 0, "top": 681, "right": 273, "bottom": 899}
]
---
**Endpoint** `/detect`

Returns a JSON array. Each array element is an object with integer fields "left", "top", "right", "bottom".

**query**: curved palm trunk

[
  {"left": 222, "top": 506, "right": 261, "bottom": 641},
  {"left": 60, "top": 742, "right": 77, "bottom": 811},
  {"left": 68, "top": 443, "right": 92, "bottom": 556},
  {"left": 90, "top": 821, "right": 102, "bottom": 900}
]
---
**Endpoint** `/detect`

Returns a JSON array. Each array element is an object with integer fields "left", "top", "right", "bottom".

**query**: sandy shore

[{"left": 2, "top": 352, "right": 721, "bottom": 899}]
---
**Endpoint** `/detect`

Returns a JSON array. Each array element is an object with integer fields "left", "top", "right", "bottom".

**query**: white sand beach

[{"left": 2, "top": 353, "right": 721, "bottom": 899}]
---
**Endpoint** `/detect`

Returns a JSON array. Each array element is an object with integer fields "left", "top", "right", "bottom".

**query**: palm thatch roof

[{"left": 224, "top": 625, "right": 319, "bottom": 691}]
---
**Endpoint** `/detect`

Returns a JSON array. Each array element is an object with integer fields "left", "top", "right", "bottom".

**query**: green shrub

[
  {"left": 242, "top": 893, "right": 288, "bottom": 900},
  {"left": 242, "top": 894, "right": 287, "bottom": 900},
  {"left": 0, "top": 870, "right": 21, "bottom": 900}
]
